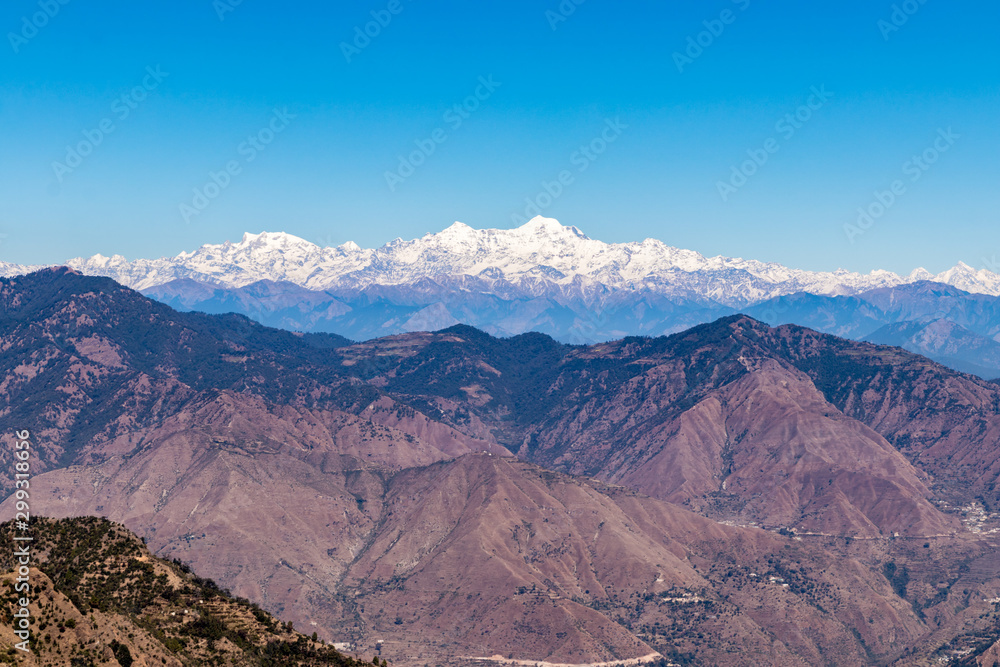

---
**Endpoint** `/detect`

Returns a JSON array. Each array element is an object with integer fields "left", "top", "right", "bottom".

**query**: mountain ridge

[
  {"left": 8, "top": 270, "right": 1000, "bottom": 664},
  {"left": 3, "top": 217, "right": 998, "bottom": 302},
  {"left": 5, "top": 220, "right": 1000, "bottom": 371},
  {"left": 0, "top": 516, "right": 377, "bottom": 666}
]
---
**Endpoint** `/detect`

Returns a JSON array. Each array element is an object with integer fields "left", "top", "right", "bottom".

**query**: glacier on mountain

[{"left": 5, "top": 216, "right": 995, "bottom": 306}]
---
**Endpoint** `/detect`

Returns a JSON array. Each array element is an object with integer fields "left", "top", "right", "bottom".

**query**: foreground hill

[
  {"left": 0, "top": 517, "right": 374, "bottom": 666},
  {"left": 13, "top": 450, "right": 935, "bottom": 666},
  {"left": 8, "top": 269, "right": 1000, "bottom": 664}
]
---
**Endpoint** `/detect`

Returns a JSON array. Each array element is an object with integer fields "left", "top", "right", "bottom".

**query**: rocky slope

[
  {"left": 768, "top": 326, "right": 1000, "bottom": 508},
  {"left": 0, "top": 516, "right": 373, "bottom": 666},
  {"left": 7, "top": 270, "right": 1000, "bottom": 664},
  {"left": 9, "top": 450, "right": 934, "bottom": 666},
  {"left": 332, "top": 314, "right": 1000, "bottom": 515},
  {"left": 334, "top": 318, "right": 962, "bottom": 537},
  {"left": 0, "top": 268, "right": 507, "bottom": 494}
]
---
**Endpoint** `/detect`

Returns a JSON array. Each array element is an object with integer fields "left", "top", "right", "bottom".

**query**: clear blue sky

[{"left": 0, "top": 0, "right": 997, "bottom": 274}]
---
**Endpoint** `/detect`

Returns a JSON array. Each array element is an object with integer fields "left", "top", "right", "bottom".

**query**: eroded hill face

[
  {"left": 11, "top": 451, "right": 930, "bottom": 666},
  {"left": 8, "top": 271, "right": 1000, "bottom": 664},
  {"left": 339, "top": 318, "right": 968, "bottom": 538},
  {"left": 0, "top": 517, "right": 373, "bottom": 667}
]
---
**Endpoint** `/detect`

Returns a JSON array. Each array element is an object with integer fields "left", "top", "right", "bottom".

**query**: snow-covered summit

[{"left": 3, "top": 216, "right": 999, "bottom": 305}]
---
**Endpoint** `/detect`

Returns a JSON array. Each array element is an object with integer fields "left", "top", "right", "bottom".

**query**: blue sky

[{"left": 0, "top": 0, "right": 997, "bottom": 274}]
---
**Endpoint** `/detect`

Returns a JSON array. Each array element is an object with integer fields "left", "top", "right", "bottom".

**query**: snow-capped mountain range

[
  {"left": 6, "top": 216, "right": 1000, "bottom": 376},
  {"left": 4, "top": 216, "right": 999, "bottom": 305}
]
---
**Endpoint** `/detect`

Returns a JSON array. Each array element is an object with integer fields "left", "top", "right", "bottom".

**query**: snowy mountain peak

[
  {"left": 6, "top": 217, "right": 1000, "bottom": 303},
  {"left": 436, "top": 221, "right": 477, "bottom": 240},
  {"left": 933, "top": 262, "right": 1000, "bottom": 297},
  {"left": 522, "top": 215, "right": 562, "bottom": 231},
  {"left": 908, "top": 267, "right": 935, "bottom": 281},
  {"left": 238, "top": 231, "right": 315, "bottom": 249},
  {"left": 937, "top": 262, "right": 983, "bottom": 281},
  {"left": 518, "top": 215, "right": 589, "bottom": 239}
]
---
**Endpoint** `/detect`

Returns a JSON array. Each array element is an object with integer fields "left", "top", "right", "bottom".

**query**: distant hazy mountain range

[{"left": 4, "top": 216, "right": 1000, "bottom": 376}]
